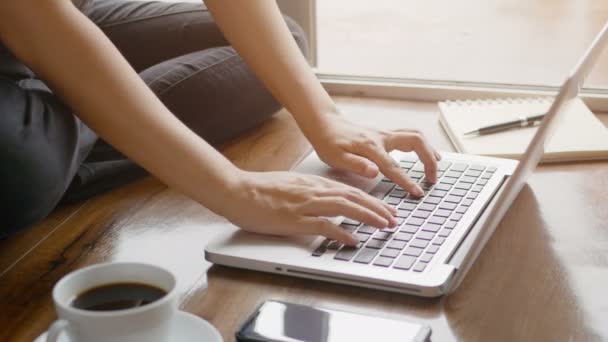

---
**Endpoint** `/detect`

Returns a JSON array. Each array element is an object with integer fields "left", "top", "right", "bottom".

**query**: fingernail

[
  {"left": 347, "top": 234, "right": 359, "bottom": 246},
  {"left": 414, "top": 186, "right": 424, "bottom": 196}
]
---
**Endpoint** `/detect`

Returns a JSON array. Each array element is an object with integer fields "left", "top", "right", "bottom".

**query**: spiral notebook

[{"left": 438, "top": 97, "right": 608, "bottom": 162}]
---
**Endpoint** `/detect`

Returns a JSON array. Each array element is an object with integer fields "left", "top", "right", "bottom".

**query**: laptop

[{"left": 205, "top": 22, "right": 608, "bottom": 297}]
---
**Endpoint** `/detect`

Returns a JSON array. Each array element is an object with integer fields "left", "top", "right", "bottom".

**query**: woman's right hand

[{"left": 222, "top": 170, "right": 399, "bottom": 246}]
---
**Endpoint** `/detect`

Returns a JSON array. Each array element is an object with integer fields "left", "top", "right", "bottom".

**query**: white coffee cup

[{"left": 47, "top": 262, "right": 178, "bottom": 342}]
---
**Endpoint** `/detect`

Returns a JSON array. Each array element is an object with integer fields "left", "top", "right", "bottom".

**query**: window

[{"left": 281, "top": 0, "right": 608, "bottom": 111}]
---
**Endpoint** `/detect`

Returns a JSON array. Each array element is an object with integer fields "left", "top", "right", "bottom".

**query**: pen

[{"left": 464, "top": 113, "right": 546, "bottom": 136}]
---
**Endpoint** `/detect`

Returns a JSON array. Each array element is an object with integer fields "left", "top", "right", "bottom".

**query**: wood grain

[{"left": 1, "top": 100, "right": 607, "bottom": 342}]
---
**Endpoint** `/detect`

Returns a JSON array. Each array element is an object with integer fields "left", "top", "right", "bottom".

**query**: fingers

[
  {"left": 387, "top": 132, "right": 439, "bottom": 183},
  {"left": 304, "top": 196, "right": 393, "bottom": 228},
  {"left": 318, "top": 178, "right": 397, "bottom": 218},
  {"left": 336, "top": 153, "right": 379, "bottom": 178},
  {"left": 360, "top": 147, "right": 424, "bottom": 196},
  {"left": 301, "top": 217, "right": 359, "bottom": 246}
]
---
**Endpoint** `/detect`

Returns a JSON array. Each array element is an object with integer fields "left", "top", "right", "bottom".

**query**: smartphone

[{"left": 236, "top": 300, "right": 432, "bottom": 342}]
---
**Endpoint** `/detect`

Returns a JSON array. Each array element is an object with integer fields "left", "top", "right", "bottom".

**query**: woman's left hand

[{"left": 307, "top": 115, "right": 442, "bottom": 197}]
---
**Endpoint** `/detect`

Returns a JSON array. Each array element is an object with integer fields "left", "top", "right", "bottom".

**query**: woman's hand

[
  {"left": 308, "top": 115, "right": 442, "bottom": 197},
  {"left": 223, "top": 170, "right": 399, "bottom": 246}
]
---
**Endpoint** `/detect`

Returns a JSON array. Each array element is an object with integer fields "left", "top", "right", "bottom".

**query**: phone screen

[{"left": 236, "top": 301, "right": 431, "bottom": 342}]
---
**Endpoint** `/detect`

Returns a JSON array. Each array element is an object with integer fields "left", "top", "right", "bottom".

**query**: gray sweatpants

[{"left": 0, "top": 0, "right": 309, "bottom": 236}]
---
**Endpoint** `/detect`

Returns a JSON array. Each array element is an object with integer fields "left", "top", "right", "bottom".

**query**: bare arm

[
  {"left": 205, "top": 0, "right": 440, "bottom": 195},
  {"left": 0, "top": 0, "right": 237, "bottom": 216},
  {"left": 0, "top": 0, "right": 396, "bottom": 244}
]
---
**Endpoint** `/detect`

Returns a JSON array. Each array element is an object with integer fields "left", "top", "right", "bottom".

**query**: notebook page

[{"left": 439, "top": 98, "right": 608, "bottom": 160}]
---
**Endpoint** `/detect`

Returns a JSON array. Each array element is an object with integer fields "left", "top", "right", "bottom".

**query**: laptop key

[
  {"left": 438, "top": 229, "right": 451, "bottom": 237},
  {"left": 394, "top": 232, "right": 413, "bottom": 241},
  {"left": 437, "top": 160, "right": 452, "bottom": 172},
  {"left": 389, "top": 188, "right": 407, "bottom": 198},
  {"left": 427, "top": 245, "right": 440, "bottom": 254},
  {"left": 472, "top": 185, "right": 484, "bottom": 192},
  {"left": 366, "top": 239, "right": 386, "bottom": 249},
  {"left": 487, "top": 166, "right": 497, "bottom": 173},
  {"left": 399, "top": 202, "right": 417, "bottom": 211},
  {"left": 312, "top": 239, "right": 331, "bottom": 256},
  {"left": 403, "top": 246, "right": 424, "bottom": 257},
  {"left": 433, "top": 237, "right": 446, "bottom": 245},
  {"left": 440, "top": 177, "right": 457, "bottom": 185},
  {"left": 408, "top": 171, "right": 425, "bottom": 180},
  {"left": 404, "top": 194, "right": 423, "bottom": 203},
  {"left": 469, "top": 164, "right": 486, "bottom": 171},
  {"left": 455, "top": 182, "right": 472, "bottom": 190},
  {"left": 429, "top": 190, "right": 447, "bottom": 198},
  {"left": 400, "top": 155, "right": 419, "bottom": 163},
  {"left": 412, "top": 210, "right": 430, "bottom": 219},
  {"left": 481, "top": 171, "right": 493, "bottom": 179},
  {"left": 467, "top": 192, "right": 479, "bottom": 199},
  {"left": 422, "top": 223, "right": 441, "bottom": 233},
  {"left": 358, "top": 225, "right": 376, "bottom": 234},
  {"left": 370, "top": 181, "right": 394, "bottom": 199},
  {"left": 438, "top": 202, "right": 457, "bottom": 210},
  {"left": 416, "top": 231, "right": 435, "bottom": 240},
  {"left": 411, "top": 163, "right": 425, "bottom": 172},
  {"left": 434, "top": 183, "right": 452, "bottom": 191},
  {"left": 445, "top": 195, "right": 462, "bottom": 204},
  {"left": 406, "top": 217, "right": 425, "bottom": 226},
  {"left": 460, "top": 176, "right": 477, "bottom": 184},
  {"left": 464, "top": 170, "right": 482, "bottom": 177},
  {"left": 456, "top": 205, "right": 468, "bottom": 214},
  {"left": 423, "top": 196, "right": 441, "bottom": 205},
  {"left": 400, "top": 224, "right": 419, "bottom": 234},
  {"left": 428, "top": 216, "right": 447, "bottom": 225},
  {"left": 354, "top": 248, "right": 379, "bottom": 264},
  {"left": 380, "top": 248, "right": 400, "bottom": 258},
  {"left": 420, "top": 253, "right": 433, "bottom": 263},
  {"left": 387, "top": 240, "right": 407, "bottom": 250},
  {"left": 434, "top": 209, "right": 452, "bottom": 217},
  {"left": 451, "top": 163, "right": 468, "bottom": 172},
  {"left": 384, "top": 196, "right": 401, "bottom": 205},
  {"left": 445, "top": 171, "right": 463, "bottom": 179},
  {"left": 373, "top": 256, "right": 394, "bottom": 267},
  {"left": 445, "top": 220, "right": 457, "bottom": 229},
  {"left": 393, "top": 255, "right": 417, "bottom": 270},
  {"left": 461, "top": 198, "right": 474, "bottom": 207},
  {"left": 334, "top": 244, "right": 362, "bottom": 261},
  {"left": 396, "top": 209, "right": 412, "bottom": 218},
  {"left": 418, "top": 203, "right": 437, "bottom": 211},
  {"left": 410, "top": 239, "right": 429, "bottom": 248},
  {"left": 413, "top": 262, "right": 428, "bottom": 272},
  {"left": 450, "top": 188, "right": 467, "bottom": 197},
  {"left": 450, "top": 213, "right": 463, "bottom": 221},
  {"left": 477, "top": 179, "right": 488, "bottom": 186}
]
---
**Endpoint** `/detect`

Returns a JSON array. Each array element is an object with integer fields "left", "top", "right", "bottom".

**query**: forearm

[
  {"left": 204, "top": 0, "right": 337, "bottom": 139},
  {"left": 0, "top": 0, "right": 238, "bottom": 215}
]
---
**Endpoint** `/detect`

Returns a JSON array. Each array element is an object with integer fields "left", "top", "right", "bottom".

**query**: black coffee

[{"left": 71, "top": 282, "right": 167, "bottom": 311}]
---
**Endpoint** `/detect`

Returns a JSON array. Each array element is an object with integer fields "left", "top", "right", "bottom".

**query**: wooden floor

[{"left": 1, "top": 97, "right": 608, "bottom": 341}]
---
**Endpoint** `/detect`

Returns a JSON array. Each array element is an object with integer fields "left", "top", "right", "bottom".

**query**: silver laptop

[{"left": 205, "top": 22, "right": 608, "bottom": 297}]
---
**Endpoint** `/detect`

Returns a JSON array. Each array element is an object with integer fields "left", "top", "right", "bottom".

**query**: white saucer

[{"left": 34, "top": 311, "right": 222, "bottom": 342}]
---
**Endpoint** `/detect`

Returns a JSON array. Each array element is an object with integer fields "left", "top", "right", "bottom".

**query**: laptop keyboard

[{"left": 311, "top": 156, "right": 497, "bottom": 272}]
